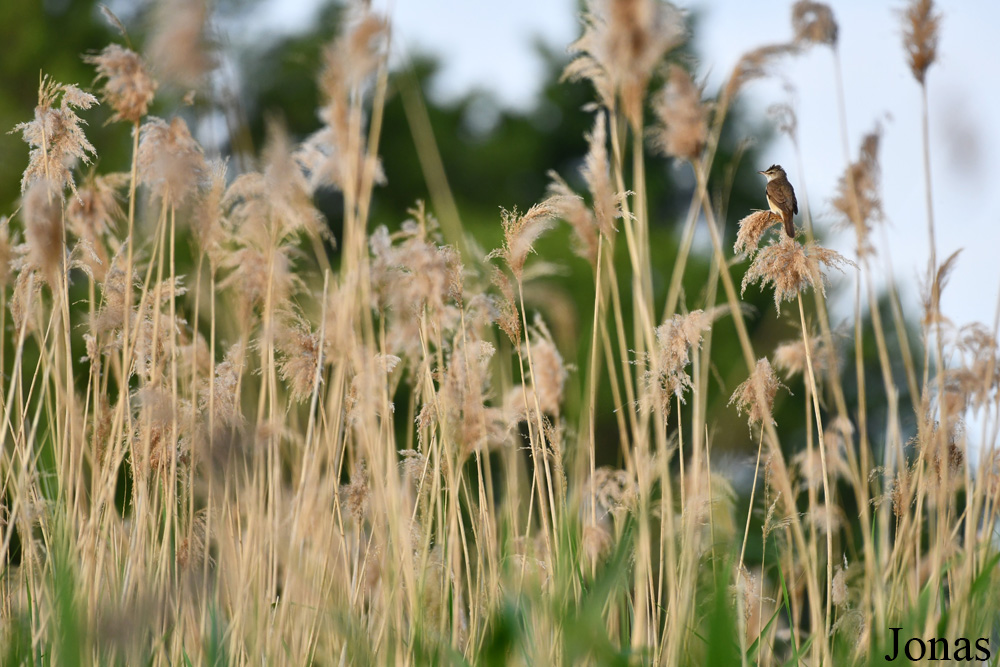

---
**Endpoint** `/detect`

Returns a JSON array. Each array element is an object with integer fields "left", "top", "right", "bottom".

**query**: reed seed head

[
  {"left": 490, "top": 266, "right": 521, "bottom": 346},
  {"left": 339, "top": 462, "right": 370, "bottom": 522},
  {"left": 85, "top": 44, "right": 157, "bottom": 124},
  {"left": 832, "top": 126, "right": 883, "bottom": 255},
  {"left": 725, "top": 43, "right": 798, "bottom": 102},
  {"left": 903, "top": 0, "right": 940, "bottom": 85},
  {"left": 547, "top": 173, "right": 597, "bottom": 267},
  {"left": 792, "top": 1, "right": 838, "bottom": 47},
  {"left": 565, "top": 0, "right": 686, "bottom": 128},
  {"left": 773, "top": 334, "right": 829, "bottom": 380},
  {"left": 192, "top": 159, "right": 228, "bottom": 264},
  {"left": 581, "top": 112, "right": 620, "bottom": 241},
  {"left": 147, "top": 0, "right": 216, "bottom": 89},
  {"left": 488, "top": 199, "right": 564, "bottom": 281},
  {"left": 734, "top": 210, "right": 782, "bottom": 257},
  {"left": 67, "top": 171, "right": 127, "bottom": 242},
  {"left": 138, "top": 116, "right": 207, "bottom": 205},
  {"left": 741, "top": 236, "right": 852, "bottom": 313},
  {"left": 200, "top": 341, "right": 245, "bottom": 428},
  {"left": 729, "top": 358, "right": 785, "bottom": 431},
  {"left": 650, "top": 64, "right": 708, "bottom": 161},
  {"left": 13, "top": 75, "right": 97, "bottom": 194},
  {"left": 277, "top": 315, "right": 321, "bottom": 403},
  {"left": 585, "top": 466, "right": 638, "bottom": 520},
  {"left": 19, "top": 179, "right": 65, "bottom": 285},
  {"left": 641, "top": 309, "right": 715, "bottom": 417}
]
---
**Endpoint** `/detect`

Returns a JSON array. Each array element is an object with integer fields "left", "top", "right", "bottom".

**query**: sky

[{"left": 253, "top": 0, "right": 1000, "bottom": 337}]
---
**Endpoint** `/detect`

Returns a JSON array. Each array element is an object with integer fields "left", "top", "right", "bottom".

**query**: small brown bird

[{"left": 758, "top": 164, "right": 798, "bottom": 238}]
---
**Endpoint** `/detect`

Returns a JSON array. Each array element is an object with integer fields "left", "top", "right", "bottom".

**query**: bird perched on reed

[{"left": 758, "top": 164, "right": 798, "bottom": 238}]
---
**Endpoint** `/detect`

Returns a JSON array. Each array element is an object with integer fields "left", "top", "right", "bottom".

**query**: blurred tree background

[{"left": 0, "top": 0, "right": 905, "bottom": 482}]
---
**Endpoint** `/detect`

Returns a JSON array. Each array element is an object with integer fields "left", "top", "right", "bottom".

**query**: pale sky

[{"left": 252, "top": 0, "right": 1000, "bottom": 336}]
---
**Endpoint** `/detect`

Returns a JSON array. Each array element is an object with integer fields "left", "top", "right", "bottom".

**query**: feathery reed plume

[
  {"left": 920, "top": 248, "right": 960, "bottom": 328},
  {"left": 734, "top": 210, "right": 782, "bottom": 257},
  {"left": 374, "top": 210, "right": 452, "bottom": 316},
  {"left": 200, "top": 341, "right": 245, "bottom": 427},
  {"left": 952, "top": 323, "right": 1000, "bottom": 410},
  {"left": 902, "top": 0, "right": 940, "bottom": 84},
  {"left": 147, "top": 0, "right": 216, "bottom": 89},
  {"left": 339, "top": 462, "right": 370, "bottom": 522},
  {"left": 564, "top": 0, "right": 685, "bottom": 127},
  {"left": 650, "top": 64, "right": 708, "bottom": 161},
  {"left": 438, "top": 337, "right": 506, "bottom": 454},
  {"left": 832, "top": 126, "right": 883, "bottom": 255},
  {"left": 218, "top": 243, "right": 300, "bottom": 322},
  {"left": 741, "top": 236, "right": 852, "bottom": 313},
  {"left": 227, "top": 121, "right": 323, "bottom": 241},
  {"left": 735, "top": 566, "right": 763, "bottom": 627},
  {"left": 98, "top": 4, "right": 129, "bottom": 39},
  {"left": 729, "top": 358, "right": 785, "bottom": 430},
  {"left": 525, "top": 318, "right": 568, "bottom": 415},
  {"left": 769, "top": 103, "right": 798, "bottom": 141},
  {"left": 584, "top": 466, "right": 638, "bottom": 520},
  {"left": 773, "top": 334, "right": 829, "bottom": 380},
  {"left": 368, "top": 211, "right": 460, "bottom": 364},
  {"left": 805, "top": 504, "right": 843, "bottom": 536},
  {"left": 296, "top": 5, "right": 388, "bottom": 195},
  {"left": 684, "top": 471, "right": 737, "bottom": 541},
  {"left": 67, "top": 171, "right": 127, "bottom": 243},
  {"left": 192, "top": 159, "right": 228, "bottom": 263},
  {"left": 133, "top": 386, "right": 191, "bottom": 476},
  {"left": 546, "top": 173, "right": 597, "bottom": 266},
  {"left": 322, "top": 4, "right": 389, "bottom": 95},
  {"left": 71, "top": 238, "right": 105, "bottom": 284},
  {"left": 320, "top": 280, "right": 357, "bottom": 365},
  {"left": 345, "top": 354, "right": 400, "bottom": 424},
  {"left": 581, "top": 522, "right": 613, "bottom": 565},
  {"left": 641, "top": 309, "right": 714, "bottom": 416},
  {"left": 132, "top": 301, "right": 185, "bottom": 381},
  {"left": 12, "top": 75, "right": 97, "bottom": 194},
  {"left": 792, "top": 1, "right": 838, "bottom": 47},
  {"left": 504, "top": 318, "right": 568, "bottom": 422},
  {"left": 490, "top": 266, "right": 521, "bottom": 345},
  {"left": 546, "top": 112, "right": 621, "bottom": 267},
  {"left": 177, "top": 326, "right": 210, "bottom": 380},
  {"left": 794, "top": 432, "right": 850, "bottom": 491},
  {"left": 84, "top": 44, "right": 157, "bottom": 124},
  {"left": 138, "top": 116, "right": 207, "bottom": 205},
  {"left": 832, "top": 568, "right": 849, "bottom": 607},
  {"left": 218, "top": 129, "right": 319, "bottom": 321},
  {"left": 581, "top": 112, "right": 621, "bottom": 239},
  {"left": 18, "top": 179, "right": 65, "bottom": 285},
  {"left": 724, "top": 43, "right": 798, "bottom": 102},
  {"left": 177, "top": 510, "right": 209, "bottom": 571},
  {"left": 93, "top": 241, "right": 130, "bottom": 335},
  {"left": 488, "top": 199, "right": 565, "bottom": 281},
  {"left": 276, "top": 315, "right": 321, "bottom": 403},
  {"left": 825, "top": 414, "right": 855, "bottom": 456}
]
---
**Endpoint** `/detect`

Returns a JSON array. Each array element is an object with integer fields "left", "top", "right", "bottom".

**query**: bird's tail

[{"left": 782, "top": 211, "right": 795, "bottom": 238}]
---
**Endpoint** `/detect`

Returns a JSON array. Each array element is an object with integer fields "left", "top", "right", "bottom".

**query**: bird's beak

[{"left": 757, "top": 170, "right": 766, "bottom": 175}]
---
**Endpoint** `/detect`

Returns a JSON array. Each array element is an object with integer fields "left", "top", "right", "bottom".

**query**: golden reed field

[{"left": 0, "top": 0, "right": 997, "bottom": 664}]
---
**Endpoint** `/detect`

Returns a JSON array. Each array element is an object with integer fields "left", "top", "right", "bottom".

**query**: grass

[{"left": 0, "top": 0, "right": 998, "bottom": 664}]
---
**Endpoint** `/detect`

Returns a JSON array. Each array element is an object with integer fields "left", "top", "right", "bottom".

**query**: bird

[{"left": 758, "top": 164, "right": 798, "bottom": 238}]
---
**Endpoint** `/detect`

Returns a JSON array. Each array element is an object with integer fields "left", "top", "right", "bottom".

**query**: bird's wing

[{"left": 765, "top": 179, "right": 795, "bottom": 213}]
